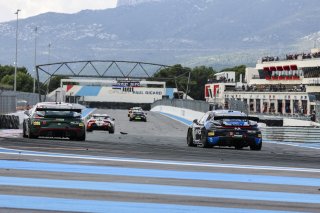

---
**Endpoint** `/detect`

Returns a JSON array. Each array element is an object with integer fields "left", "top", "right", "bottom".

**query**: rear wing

[
  {"left": 36, "top": 108, "right": 82, "bottom": 113},
  {"left": 213, "top": 115, "right": 259, "bottom": 122}
]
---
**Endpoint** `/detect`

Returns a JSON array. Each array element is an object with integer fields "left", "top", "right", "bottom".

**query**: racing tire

[
  {"left": 250, "top": 141, "right": 262, "bottom": 151},
  {"left": 187, "top": 129, "right": 196, "bottom": 147},
  {"left": 109, "top": 127, "right": 115, "bottom": 134},
  {"left": 22, "top": 121, "right": 27, "bottom": 138},
  {"left": 28, "top": 128, "right": 38, "bottom": 139},
  {"left": 76, "top": 132, "right": 86, "bottom": 141},
  {"left": 198, "top": 129, "right": 212, "bottom": 148}
]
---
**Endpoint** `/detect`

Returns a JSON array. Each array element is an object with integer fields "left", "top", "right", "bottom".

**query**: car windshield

[
  {"left": 36, "top": 110, "right": 81, "bottom": 118},
  {"left": 133, "top": 111, "right": 143, "bottom": 115},
  {"left": 93, "top": 116, "right": 110, "bottom": 119}
]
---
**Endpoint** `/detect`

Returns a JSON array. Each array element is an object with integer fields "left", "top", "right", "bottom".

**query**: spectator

[{"left": 311, "top": 111, "right": 316, "bottom": 122}]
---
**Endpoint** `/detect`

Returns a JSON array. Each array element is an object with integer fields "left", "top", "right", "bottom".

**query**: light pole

[
  {"left": 33, "top": 26, "right": 38, "bottom": 93},
  {"left": 46, "top": 43, "right": 51, "bottom": 95},
  {"left": 185, "top": 71, "right": 191, "bottom": 99},
  {"left": 14, "top": 9, "right": 21, "bottom": 92}
]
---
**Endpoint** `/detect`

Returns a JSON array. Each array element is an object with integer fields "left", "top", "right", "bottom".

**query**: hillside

[{"left": 0, "top": 0, "right": 319, "bottom": 72}]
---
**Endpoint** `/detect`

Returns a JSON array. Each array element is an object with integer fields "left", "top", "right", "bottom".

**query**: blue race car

[{"left": 187, "top": 110, "right": 262, "bottom": 150}]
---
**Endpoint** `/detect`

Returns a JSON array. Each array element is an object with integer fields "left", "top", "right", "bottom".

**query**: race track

[{"left": 0, "top": 109, "right": 319, "bottom": 212}]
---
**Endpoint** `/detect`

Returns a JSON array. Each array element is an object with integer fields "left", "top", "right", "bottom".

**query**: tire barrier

[{"left": 0, "top": 115, "right": 20, "bottom": 129}]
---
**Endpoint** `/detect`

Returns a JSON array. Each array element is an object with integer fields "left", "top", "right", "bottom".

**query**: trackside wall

[{"left": 151, "top": 105, "right": 204, "bottom": 123}]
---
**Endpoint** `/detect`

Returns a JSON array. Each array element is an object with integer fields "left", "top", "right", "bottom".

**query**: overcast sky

[{"left": 0, "top": 0, "right": 117, "bottom": 23}]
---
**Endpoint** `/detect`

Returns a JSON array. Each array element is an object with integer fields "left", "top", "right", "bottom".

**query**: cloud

[{"left": 0, "top": 0, "right": 117, "bottom": 23}]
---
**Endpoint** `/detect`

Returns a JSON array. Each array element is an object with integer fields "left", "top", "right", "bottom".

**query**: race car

[
  {"left": 129, "top": 110, "right": 147, "bottom": 122},
  {"left": 187, "top": 110, "right": 262, "bottom": 150},
  {"left": 86, "top": 114, "right": 115, "bottom": 133},
  {"left": 22, "top": 102, "right": 86, "bottom": 141},
  {"left": 128, "top": 107, "right": 142, "bottom": 117}
]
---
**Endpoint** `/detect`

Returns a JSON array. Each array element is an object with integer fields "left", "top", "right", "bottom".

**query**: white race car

[{"left": 86, "top": 114, "right": 115, "bottom": 134}]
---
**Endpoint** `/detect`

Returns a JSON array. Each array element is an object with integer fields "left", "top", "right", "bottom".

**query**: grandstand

[{"left": 57, "top": 79, "right": 177, "bottom": 109}]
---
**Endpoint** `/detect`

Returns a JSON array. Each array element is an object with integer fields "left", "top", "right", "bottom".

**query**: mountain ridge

[{"left": 0, "top": 0, "right": 319, "bottom": 73}]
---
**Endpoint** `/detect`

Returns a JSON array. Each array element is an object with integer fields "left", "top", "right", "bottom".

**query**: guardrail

[
  {"left": 261, "top": 127, "right": 320, "bottom": 143},
  {"left": 0, "top": 91, "right": 53, "bottom": 114}
]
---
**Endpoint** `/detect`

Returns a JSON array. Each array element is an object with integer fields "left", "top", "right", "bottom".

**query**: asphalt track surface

[{"left": 0, "top": 109, "right": 319, "bottom": 212}]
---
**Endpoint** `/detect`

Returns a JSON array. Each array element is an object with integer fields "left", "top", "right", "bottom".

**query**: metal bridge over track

[{"left": 35, "top": 60, "right": 175, "bottom": 101}]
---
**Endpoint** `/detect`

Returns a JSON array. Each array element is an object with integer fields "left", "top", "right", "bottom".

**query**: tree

[
  {"left": 0, "top": 68, "right": 34, "bottom": 92},
  {"left": 221, "top": 65, "right": 246, "bottom": 82},
  {"left": 0, "top": 65, "right": 32, "bottom": 91},
  {"left": 189, "top": 66, "right": 216, "bottom": 100},
  {"left": 152, "top": 64, "right": 216, "bottom": 100},
  {"left": 47, "top": 76, "right": 69, "bottom": 93},
  {"left": 152, "top": 64, "right": 191, "bottom": 96},
  {"left": 0, "top": 65, "right": 28, "bottom": 79}
]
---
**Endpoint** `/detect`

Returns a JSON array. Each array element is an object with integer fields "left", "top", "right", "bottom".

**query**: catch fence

[
  {"left": 0, "top": 90, "right": 50, "bottom": 114},
  {"left": 0, "top": 95, "right": 16, "bottom": 114}
]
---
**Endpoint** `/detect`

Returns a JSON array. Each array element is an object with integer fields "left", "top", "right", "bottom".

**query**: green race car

[{"left": 22, "top": 102, "right": 86, "bottom": 141}]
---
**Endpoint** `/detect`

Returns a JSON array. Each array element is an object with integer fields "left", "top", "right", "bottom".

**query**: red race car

[{"left": 86, "top": 114, "right": 115, "bottom": 134}]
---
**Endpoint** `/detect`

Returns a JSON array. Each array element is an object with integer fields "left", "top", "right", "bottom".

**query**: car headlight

[
  {"left": 257, "top": 134, "right": 262, "bottom": 138},
  {"left": 208, "top": 131, "right": 215, "bottom": 136},
  {"left": 79, "top": 122, "right": 84, "bottom": 127}
]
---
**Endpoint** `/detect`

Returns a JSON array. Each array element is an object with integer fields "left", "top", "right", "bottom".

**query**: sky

[{"left": 0, "top": 0, "right": 118, "bottom": 23}]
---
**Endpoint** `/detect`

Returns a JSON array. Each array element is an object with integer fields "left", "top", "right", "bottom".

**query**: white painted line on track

[{"left": 1, "top": 146, "right": 319, "bottom": 173}]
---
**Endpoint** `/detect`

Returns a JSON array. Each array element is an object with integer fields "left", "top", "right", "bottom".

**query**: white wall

[
  {"left": 283, "top": 118, "right": 319, "bottom": 127},
  {"left": 151, "top": 105, "right": 205, "bottom": 122},
  {"left": 152, "top": 105, "right": 319, "bottom": 127}
]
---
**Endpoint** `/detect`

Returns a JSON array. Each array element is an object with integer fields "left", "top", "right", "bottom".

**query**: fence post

[{"left": 315, "top": 101, "right": 320, "bottom": 122}]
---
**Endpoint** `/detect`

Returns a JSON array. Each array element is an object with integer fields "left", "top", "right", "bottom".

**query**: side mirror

[
  {"left": 193, "top": 119, "right": 198, "bottom": 124},
  {"left": 24, "top": 110, "right": 30, "bottom": 116}
]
